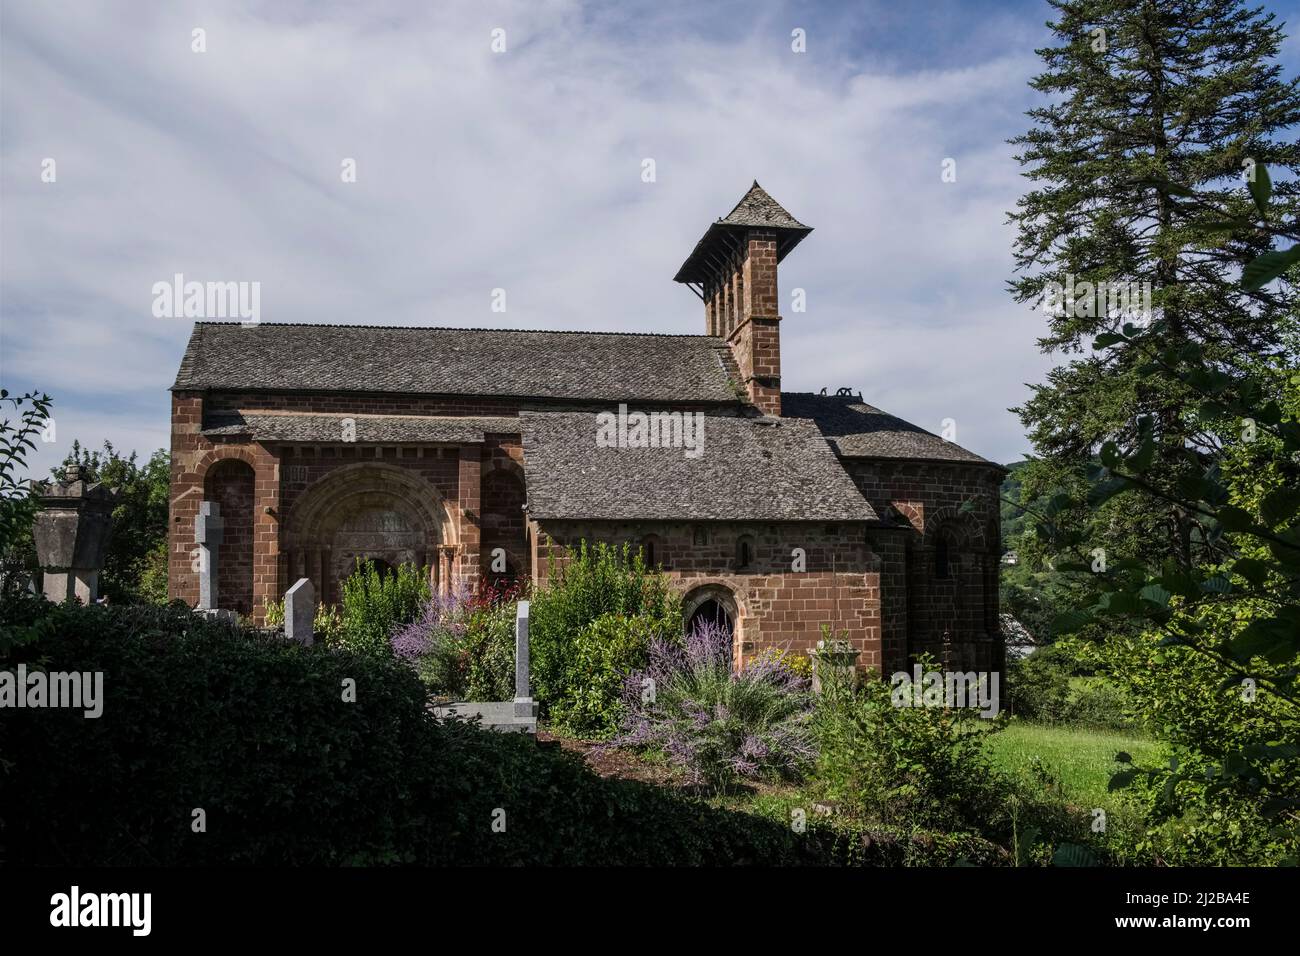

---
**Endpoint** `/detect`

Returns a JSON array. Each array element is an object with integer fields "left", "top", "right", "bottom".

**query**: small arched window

[
  {"left": 935, "top": 535, "right": 951, "bottom": 580},
  {"left": 640, "top": 535, "right": 662, "bottom": 569},
  {"left": 735, "top": 534, "right": 755, "bottom": 570}
]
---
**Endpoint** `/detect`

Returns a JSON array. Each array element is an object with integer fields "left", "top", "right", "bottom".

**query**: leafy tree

[
  {"left": 1007, "top": 0, "right": 1300, "bottom": 863},
  {"left": 0, "top": 389, "right": 51, "bottom": 625},
  {"left": 1026, "top": 167, "right": 1300, "bottom": 864}
]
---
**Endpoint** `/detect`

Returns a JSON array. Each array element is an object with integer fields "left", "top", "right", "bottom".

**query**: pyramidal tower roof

[
  {"left": 719, "top": 181, "right": 811, "bottom": 230},
  {"left": 674, "top": 181, "right": 813, "bottom": 284}
]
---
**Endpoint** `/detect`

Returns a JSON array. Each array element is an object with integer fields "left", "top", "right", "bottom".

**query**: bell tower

[{"left": 673, "top": 182, "right": 812, "bottom": 417}]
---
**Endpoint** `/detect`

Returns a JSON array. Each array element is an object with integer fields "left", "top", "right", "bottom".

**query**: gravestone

[
  {"left": 285, "top": 577, "right": 315, "bottom": 646},
  {"left": 32, "top": 464, "right": 117, "bottom": 604},
  {"left": 194, "top": 501, "right": 223, "bottom": 611},
  {"left": 434, "top": 600, "right": 536, "bottom": 733},
  {"left": 513, "top": 600, "right": 537, "bottom": 720}
]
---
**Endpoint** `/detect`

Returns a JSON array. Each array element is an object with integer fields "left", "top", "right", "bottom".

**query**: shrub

[
  {"left": 391, "top": 587, "right": 472, "bottom": 696},
  {"left": 1006, "top": 650, "right": 1073, "bottom": 722},
  {"left": 1, "top": 600, "right": 435, "bottom": 865},
  {"left": 338, "top": 559, "right": 430, "bottom": 654},
  {"left": 1064, "top": 677, "right": 1132, "bottom": 731},
  {"left": 611, "top": 622, "right": 815, "bottom": 792},
  {"left": 812, "top": 659, "right": 1089, "bottom": 857},
  {"left": 462, "top": 600, "right": 516, "bottom": 701},
  {"left": 553, "top": 612, "right": 660, "bottom": 737},
  {"left": 531, "top": 541, "right": 681, "bottom": 736},
  {"left": 390, "top": 586, "right": 517, "bottom": 701},
  {"left": 2, "top": 598, "right": 864, "bottom": 866},
  {"left": 754, "top": 646, "right": 813, "bottom": 680},
  {"left": 262, "top": 597, "right": 285, "bottom": 628}
]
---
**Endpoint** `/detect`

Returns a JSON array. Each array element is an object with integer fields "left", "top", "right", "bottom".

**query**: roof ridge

[{"left": 191, "top": 321, "right": 720, "bottom": 341}]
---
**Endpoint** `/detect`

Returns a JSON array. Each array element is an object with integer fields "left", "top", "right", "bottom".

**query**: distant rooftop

[{"left": 781, "top": 392, "right": 1001, "bottom": 467}]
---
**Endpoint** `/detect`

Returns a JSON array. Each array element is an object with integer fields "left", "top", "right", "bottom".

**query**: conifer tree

[{"left": 1008, "top": 0, "right": 1300, "bottom": 570}]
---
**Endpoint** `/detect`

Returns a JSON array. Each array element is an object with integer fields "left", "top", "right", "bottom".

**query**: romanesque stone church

[{"left": 168, "top": 183, "right": 1005, "bottom": 674}]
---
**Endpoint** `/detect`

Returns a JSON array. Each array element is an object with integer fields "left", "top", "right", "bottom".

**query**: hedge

[{"left": 0, "top": 600, "right": 1002, "bottom": 866}]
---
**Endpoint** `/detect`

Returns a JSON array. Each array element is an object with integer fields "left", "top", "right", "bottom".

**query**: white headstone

[
  {"left": 285, "top": 577, "right": 316, "bottom": 646},
  {"left": 513, "top": 600, "right": 535, "bottom": 718}
]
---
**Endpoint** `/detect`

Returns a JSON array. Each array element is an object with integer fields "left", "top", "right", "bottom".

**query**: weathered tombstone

[
  {"left": 513, "top": 600, "right": 536, "bottom": 720},
  {"left": 194, "top": 501, "right": 223, "bottom": 611},
  {"left": 32, "top": 464, "right": 117, "bottom": 604},
  {"left": 809, "top": 638, "right": 860, "bottom": 694},
  {"left": 284, "top": 577, "right": 315, "bottom": 646}
]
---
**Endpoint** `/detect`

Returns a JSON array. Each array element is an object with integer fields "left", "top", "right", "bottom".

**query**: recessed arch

[
  {"left": 204, "top": 457, "right": 256, "bottom": 615},
  {"left": 283, "top": 463, "right": 454, "bottom": 602},
  {"left": 284, "top": 463, "right": 455, "bottom": 549}
]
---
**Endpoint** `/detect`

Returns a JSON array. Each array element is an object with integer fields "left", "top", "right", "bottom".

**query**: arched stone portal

[
  {"left": 682, "top": 584, "right": 742, "bottom": 665},
  {"left": 283, "top": 464, "right": 455, "bottom": 604}
]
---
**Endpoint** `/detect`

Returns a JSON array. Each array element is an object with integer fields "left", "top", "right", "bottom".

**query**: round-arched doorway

[
  {"left": 687, "top": 598, "right": 733, "bottom": 637},
  {"left": 682, "top": 585, "right": 740, "bottom": 644}
]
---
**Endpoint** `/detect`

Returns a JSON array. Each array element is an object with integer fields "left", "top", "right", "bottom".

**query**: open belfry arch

[{"left": 168, "top": 181, "right": 1005, "bottom": 674}]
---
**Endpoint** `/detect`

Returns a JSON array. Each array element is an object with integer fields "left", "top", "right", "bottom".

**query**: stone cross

[
  {"left": 513, "top": 600, "right": 536, "bottom": 718},
  {"left": 194, "top": 501, "right": 224, "bottom": 611},
  {"left": 285, "top": 577, "right": 316, "bottom": 646}
]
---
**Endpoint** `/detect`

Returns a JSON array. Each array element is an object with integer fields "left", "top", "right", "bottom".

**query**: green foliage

[
  {"left": 530, "top": 541, "right": 681, "bottom": 737},
  {"left": 462, "top": 601, "right": 516, "bottom": 701},
  {"left": 1007, "top": 0, "right": 1300, "bottom": 863},
  {"left": 613, "top": 625, "right": 816, "bottom": 792},
  {"left": 1007, "top": 644, "right": 1135, "bottom": 730},
  {"left": 0, "top": 390, "right": 52, "bottom": 613},
  {"left": 262, "top": 596, "right": 285, "bottom": 628},
  {"left": 1006, "top": 652, "right": 1074, "bottom": 723},
  {"left": 558, "top": 612, "right": 661, "bottom": 737},
  {"left": 811, "top": 662, "right": 1092, "bottom": 860},
  {"left": 337, "top": 559, "right": 430, "bottom": 654},
  {"left": 1008, "top": 0, "right": 1300, "bottom": 576},
  {"left": 1, "top": 598, "right": 868, "bottom": 866}
]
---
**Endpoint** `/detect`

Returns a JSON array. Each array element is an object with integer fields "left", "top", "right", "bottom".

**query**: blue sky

[{"left": 3, "top": 0, "right": 1298, "bottom": 477}]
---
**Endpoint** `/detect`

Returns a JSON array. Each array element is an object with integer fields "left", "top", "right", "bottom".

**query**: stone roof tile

[
  {"left": 520, "top": 409, "right": 878, "bottom": 522},
  {"left": 173, "top": 322, "right": 741, "bottom": 404},
  {"left": 781, "top": 392, "right": 1002, "bottom": 467}
]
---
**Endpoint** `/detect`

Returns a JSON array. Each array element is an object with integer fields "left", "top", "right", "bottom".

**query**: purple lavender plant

[
  {"left": 608, "top": 620, "right": 815, "bottom": 792},
  {"left": 390, "top": 584, "right": 474, "bottom": 695}
]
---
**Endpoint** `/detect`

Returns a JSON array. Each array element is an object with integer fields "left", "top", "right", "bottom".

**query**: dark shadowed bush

[{"left": 1, "top": 599, "right": 964, "bottom": 866}]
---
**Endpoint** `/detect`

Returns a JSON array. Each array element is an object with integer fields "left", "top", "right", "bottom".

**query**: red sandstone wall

[
  {"left": 169, "top": 390, "right": 529, "bottom": 621},
  {"left": 531, "top": 520, "right": 883, "bottom": 671},
  {"left": 844, "top": 458, "right": 1003, "bottom": 672}
]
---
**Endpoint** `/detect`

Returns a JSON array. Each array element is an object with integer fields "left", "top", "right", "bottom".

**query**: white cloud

[{"left": 1, "top": 0, "right": 1062, "bottom": 480}]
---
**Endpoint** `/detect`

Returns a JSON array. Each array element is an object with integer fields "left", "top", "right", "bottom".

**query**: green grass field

[{"left": 985, "top": 721, "right": 1166, "bottom": 810}]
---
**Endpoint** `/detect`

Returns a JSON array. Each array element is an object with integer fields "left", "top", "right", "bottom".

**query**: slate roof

[
  {"left": 520, "top": 410, "right": 879, "bottom": 522},
  {"left": 781, "top": 392, "right": 1001, "bottom": 467},
  {"left": 202, "top": 411, "right": 520, "bottom": 444},
  {"left": 173, "top": 323, "right": 741, "bottom": 404},
  {"left": 673, "top": 182, "right": 813, "bottom": 285}
]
